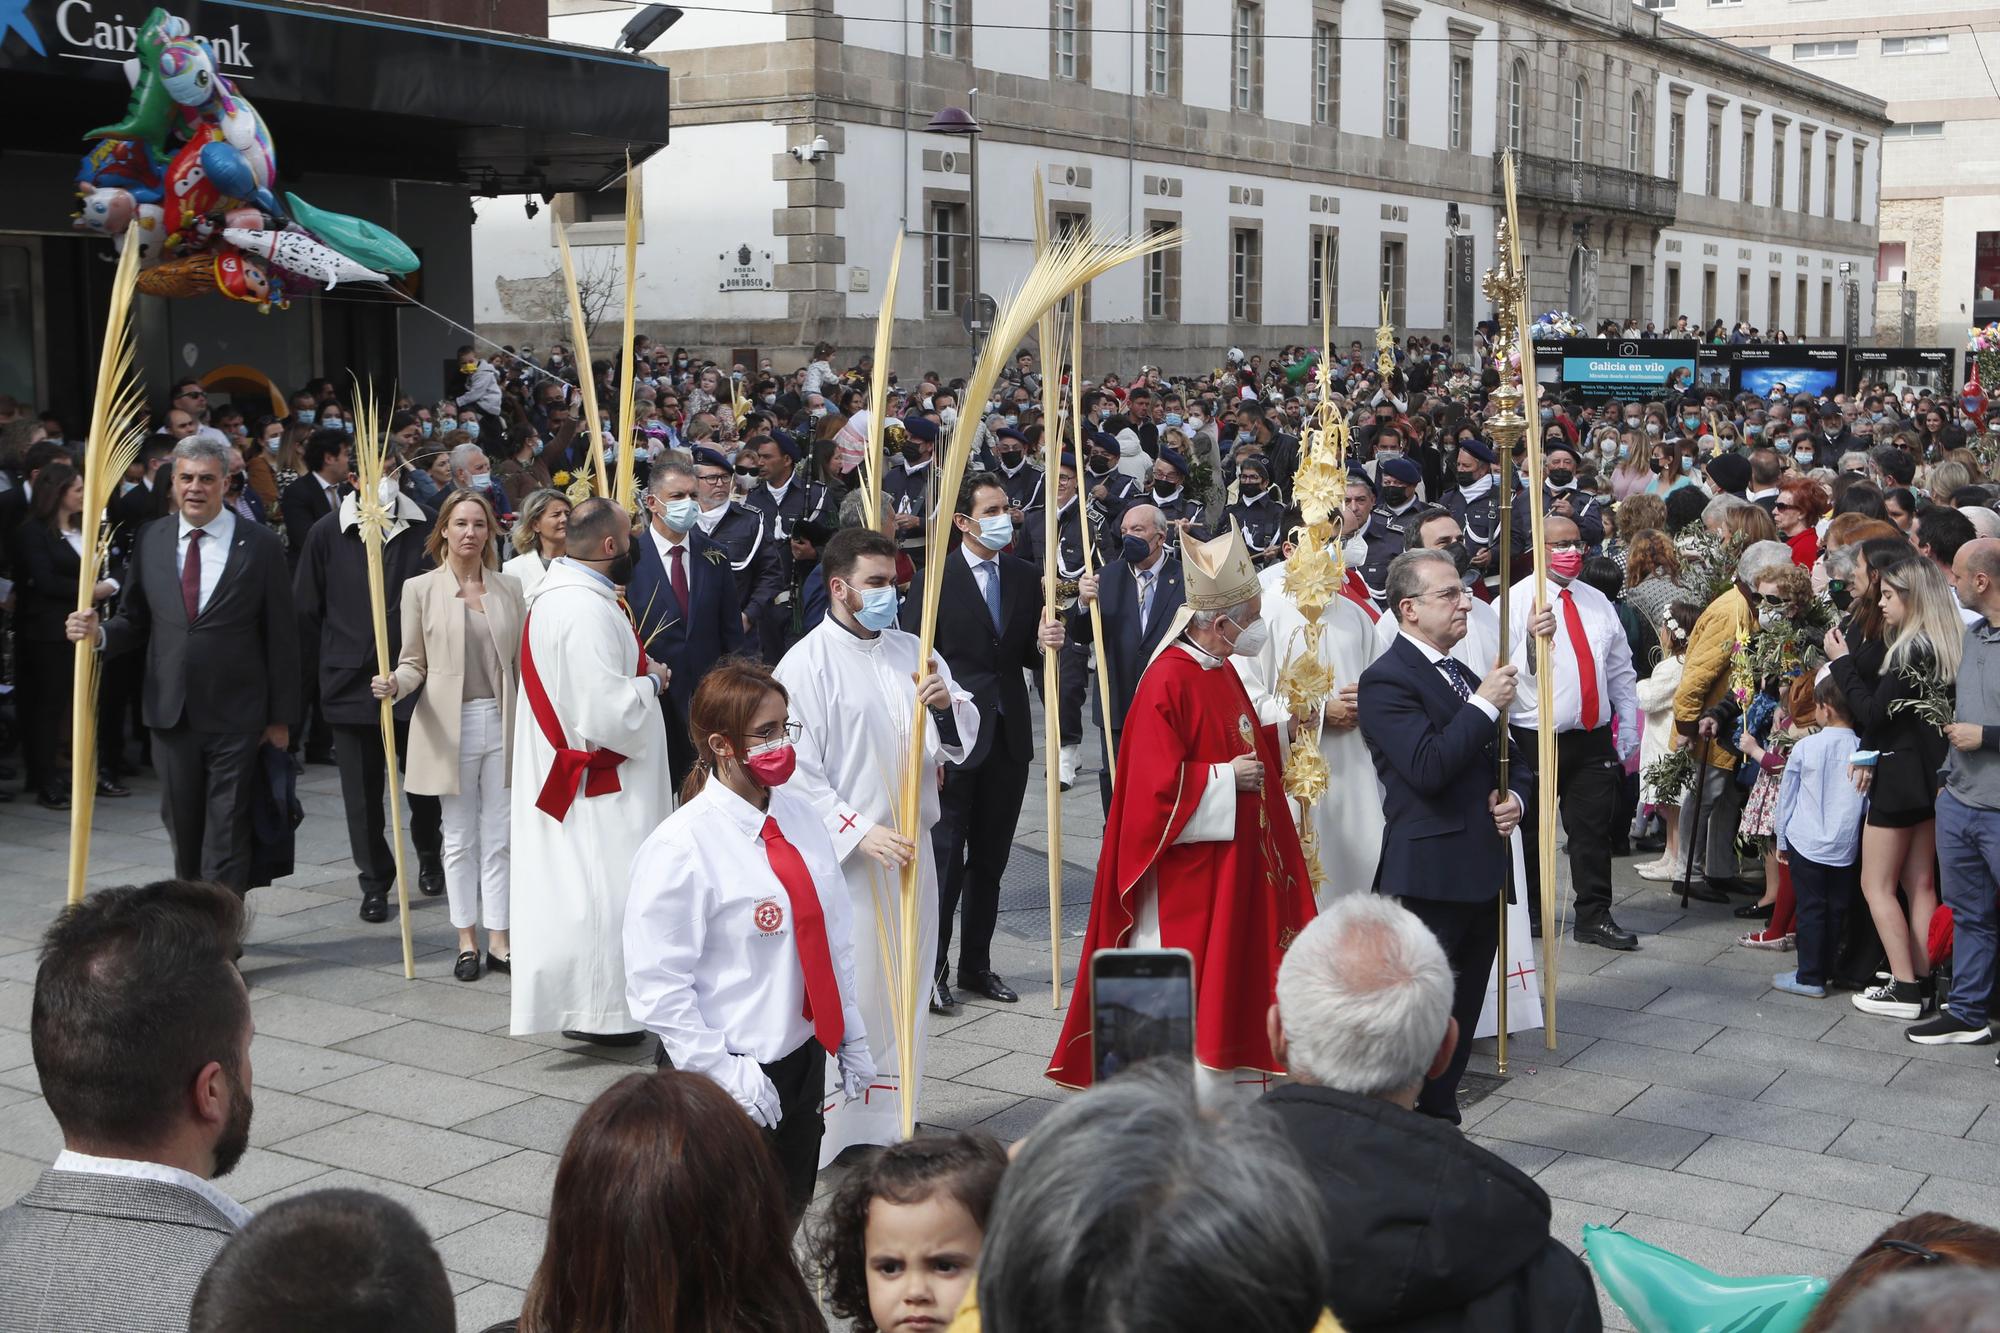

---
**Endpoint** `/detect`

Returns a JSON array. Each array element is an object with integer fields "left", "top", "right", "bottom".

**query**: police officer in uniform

[
  {"left": 881, "top": 416, "right": 943, "bottom": 571},
  {"left": 1082, "top": 429, "right": 1139, "bottom": 550},
  {"left": 989, "top": 426, "right": 1046, "bottom": 522},
  {"left": 1146, "top": 445, "right": 1208, "bottom": 539},
  {"left": 1225, "top": 454, "right": 1287, "bottom": 568},
  {"left": 691, "top": 445, "right": 785, "bottom": 645},
  {"left": 1442, "top": 436, "right": 1502, "bottom": 591},
  {"left": 1020, "top": 452, "right": 1090, "bottom": 788},
  {"left": 1507, "top": 439, "right": 1605, "bottom": 573},
  {"left": 1356, "top": 454, "right": 1426, "bottom": 601},
  {"left": 744, "top": 430, "right": 837, "bottom": 660}
]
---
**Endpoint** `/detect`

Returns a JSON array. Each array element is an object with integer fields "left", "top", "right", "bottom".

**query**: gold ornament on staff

[
  {"left": 1032, "top": 173, "right": 1069, "bottom": 1009},
  {"left": 1377, "top": 292, "right": 1398, "bottom": 382},
  {"left": 1069, "top": 293, "right": 1117, "bottom": 780},
  {"left": 612, "top": 154, "right": 641, "bottom": 513},
  {"left": 554, "top": 226, "right": 610, "bottom": 499},
  {"left": 890, "top": 217, "right": 1181, "bottom": 1137},
  {"left": 860, "top": 232, "right": 905, "bottom": 531},
  {"left": 65, "top": 234, "right": 148, "bottom": 907},
  {"left": 350, "top": 381, "right": 418, "bottom": 980}
]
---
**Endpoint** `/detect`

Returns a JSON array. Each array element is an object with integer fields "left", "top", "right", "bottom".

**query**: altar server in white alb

[
  {"left": 509, "top": 497, "right": 673, "bottom": 1041},
  {"left": 773, "top": 526, "right": 979, "bottom": 1163},
  {"left": 625, "top": 659, "right": 872, "bottom": 1221}
]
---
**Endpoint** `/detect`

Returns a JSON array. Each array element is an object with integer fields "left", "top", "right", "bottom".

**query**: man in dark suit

[
  {"left": 0, "top": 880, "right": 253, "bottom": 1332},
  {"left": 905, "top": 471, "right": 1066, "bottom": 1013},
  {"left": 278, "top": 430, "right": 350, "bottom": 562},
  {"left": 689, "top": 445, "right": 783, "bottom": 646},
  {"left": 68, "top": 437, "right": 298, "bottom": 892},
  {"left": 743, "top": 430, "right": 837, "bottom": 661},
  {"left": 629, "top": 456, "right": 747, "bottom": 789},
  {"left": 1357, "top": 548, "right": 1536, "bottom": 1123},
  {"left": 1071, "top": 502, "right": 1185, "bottom": 812}
]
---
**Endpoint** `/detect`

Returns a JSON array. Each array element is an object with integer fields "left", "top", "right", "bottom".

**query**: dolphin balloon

[
  {"left": 1584, "top": 1226, "right": 1827, "bottom": 1333},
  {"left": 223, "top": 228, "right": 388, "bottom": 290}
]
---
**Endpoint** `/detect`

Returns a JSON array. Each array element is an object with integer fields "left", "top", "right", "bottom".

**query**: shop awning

[{"left": 0, "top": 0, "right": 669, "bottom": 193}]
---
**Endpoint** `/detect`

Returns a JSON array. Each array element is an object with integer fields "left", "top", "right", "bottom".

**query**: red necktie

[
  {"left": 759, "top": 816, "right": 844, "bottom": 1056},
  {"left": 1558, "top": 588, "right": 1600, "bottom": 730},
  {"left": 180, "top": 528, "right": 204, "bottom": 621},
  {"left": 668, "top": 544, "right": 690, "bottom": 618}
]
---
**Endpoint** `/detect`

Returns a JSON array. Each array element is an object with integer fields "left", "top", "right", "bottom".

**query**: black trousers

[
  {"left": 1514, "top": 725, "right": 1621, "bottom": 930},
  {"left": 1790, "top": 853, "right": 1859, "bottom": 988},
  {"left": 1396, "top": 893, "right": 1498, "bottom": 1125},
  {"left": 16, "top": 638, "right": 75, "bottom": 796},
  {"left": 657, "top": 1036, "right": 826, "bottom": 1224},
  {"left": 1097, "top": 726, "right": 1123, "bottom": 815},
  {"left": 151, "top": 724, "right": 261, "bottom": 892},
  {"left": 661, "top": 695, "right": 696, "bottom": 796},
  {"left": 932, "top": 732, "right": 1031, "bottom": 980},
  {"left": 1033, "top": 642, "right": 1086, "bottom": 747},
  {"left": 329, "top": 719, "right": 442, "bottom": 897}
]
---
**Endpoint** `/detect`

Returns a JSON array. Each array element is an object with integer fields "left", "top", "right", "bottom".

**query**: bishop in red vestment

[{"left": 1048, "top": 521, "right": 1315, "bottom": 1096}]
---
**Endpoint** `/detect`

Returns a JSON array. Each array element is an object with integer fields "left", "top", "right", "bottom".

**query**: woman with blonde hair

[
  {"left": 1720, "top": 501, "right": 1780, "bottom": 549},
  {"left": 1825, "top": 554, "right": 1961, "bottom": 1020},
  {"left": 372, "top": 488, "right": 525, "bottom": 982},
  {"left": 1622, "top": 527, "right": 1682, "bottom": 632},
  {"left": 504, "top": 487, "right": 571, "bottom": 600}
]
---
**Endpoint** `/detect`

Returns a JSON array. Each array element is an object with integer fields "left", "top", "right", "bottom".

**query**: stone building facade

[{"left": 472, "top": 0, "right": 1887, "bottom": 373}]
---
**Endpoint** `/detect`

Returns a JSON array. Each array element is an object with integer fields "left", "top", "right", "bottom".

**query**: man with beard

[{"left": 0, "top": 881, "right": 256, "bottom": 1330}]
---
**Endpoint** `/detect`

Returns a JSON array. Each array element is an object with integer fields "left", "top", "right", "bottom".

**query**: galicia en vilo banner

[{"left": 1554, "top": 340, "right": 1699, "bottom": 401}]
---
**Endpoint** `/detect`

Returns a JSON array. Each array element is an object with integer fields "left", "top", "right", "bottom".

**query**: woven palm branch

[
  {"left": 555, "top": 227, "right": 610, "bottom": 498},
  {"left": 613, "top": 156, "right": 641, "bottom": 513},
  {"left": 861, "top": 233, "right": 905, "bottom": 530}
]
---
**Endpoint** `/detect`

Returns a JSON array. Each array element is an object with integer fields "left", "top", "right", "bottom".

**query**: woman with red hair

[{"left": 1774, "top": 476, "right": 1827, "bottom": 567}]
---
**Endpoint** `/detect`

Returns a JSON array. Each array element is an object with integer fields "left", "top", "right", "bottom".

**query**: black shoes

[
  {"left": 560, "top": 1029, "right": 648, "bottom": 1046},
  {"left": 96, "top": 777, "right": 131, "bottom": 798},
  {"left": 1575, "top": 919, "right": 1639, "bottom": 951},
  {"left": 419, "top": 861, "right": 446, "bottom": 897},
  {"left": 929, "top": 977, "right": 962, "bottom": 1016},
  {"left": 358, "top": 891, "right": 389, "bottom": 923},
  {"left": 36, "top": 789, "right": 68, "bottom": 811},
  {"left": 958, "top": 971, "right": 1020, "bottom": 1004},
  {"left": 1734, "top": 900, "right": 1775, "bottom": 920},
  {"left": 1674, "top": 877, "right": 1732, "bottom": 904},
  {"left": 453, "top": 950, "right": 482, "bottom": 982},
  {"left": 485, "top": 953, "right": 511, "bottom": 974}
]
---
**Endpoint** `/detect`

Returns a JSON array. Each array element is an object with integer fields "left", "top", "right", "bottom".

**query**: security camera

[{"left": 788, "top": 135, "right": 831, "bottom": 164}]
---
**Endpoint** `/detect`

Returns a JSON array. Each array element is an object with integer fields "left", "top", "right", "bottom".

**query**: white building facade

[
  {"left": 1660, "top": 0, "right": 1996, "bottom": 349},
  {"left": 472, "top": 0, "right": 1886, "bottom": 372}
]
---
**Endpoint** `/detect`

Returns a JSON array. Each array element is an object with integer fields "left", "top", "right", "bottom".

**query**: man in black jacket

[
  {"left": 292, "top": 474, "right": 443, "bottom": 920},
  {"left": 903, "top": 471, "right": 1065, "bottom": 1014},
  {"left": 278, "top": 431, "right": 350, "bottom": 563},
  {"left": 1260, "top": 895, "right": 1601, "bottom": 1333}
]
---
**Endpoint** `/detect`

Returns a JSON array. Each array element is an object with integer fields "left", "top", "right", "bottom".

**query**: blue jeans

[
  {"left": 1936, "top": 789, "right": 2000, "bottom": 1027},
  {"left": 1788, "top": 852, "right": 1858, "bottom": 989}
]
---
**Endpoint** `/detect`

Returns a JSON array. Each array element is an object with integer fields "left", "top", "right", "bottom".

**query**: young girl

[
  {"left": 1771, "top": 671, "right": 1865, "bottom": 997},
  {"left": 1635, "top": 601, "right": 1700, "bottom": 883},
  {"left": 811, "top": 1132, "right": 1008, "bottom": 1333}
]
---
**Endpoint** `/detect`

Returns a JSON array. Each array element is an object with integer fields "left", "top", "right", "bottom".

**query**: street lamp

[{"left": 926, "top": 95, "right": 984, "bottom": 341}]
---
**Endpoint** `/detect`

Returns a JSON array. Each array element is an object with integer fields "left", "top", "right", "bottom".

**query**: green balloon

[
  {"left": 1584, "top": 1226, "right": 1827, "bottom": 1333},
  {"left": 83, "top": 8, "right": 179, "bottom": 152},
  {"left": 284, "top": 193, "right": 421, "bottom": 276}
]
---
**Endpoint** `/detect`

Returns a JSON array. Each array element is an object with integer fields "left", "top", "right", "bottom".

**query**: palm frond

[
  {"left": 861, "top": 233, "right": 905, "bottom": 530},
  {"left": 555, "top": 227, "right": 610, "bottom": 498},
  {"left": 613, "top": 155, "right": 641, "bottom": 513}
]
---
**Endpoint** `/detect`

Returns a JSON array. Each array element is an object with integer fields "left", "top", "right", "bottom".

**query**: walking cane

[{"left": 1678, "top": 737, "right": 1714, "bottom": 911}]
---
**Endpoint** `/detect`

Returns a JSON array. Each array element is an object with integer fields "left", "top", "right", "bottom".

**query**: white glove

[
  {"left": 836, "top": 1038, "right": 877, "bottom": 1102},
  {"left": 728, "top": 1055, "right": 782, "bottom": 1129}
]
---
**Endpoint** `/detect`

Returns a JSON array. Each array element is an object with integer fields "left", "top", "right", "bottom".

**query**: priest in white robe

[
  {"left": 774, "top": 527, "right": 978, "bottom": 1163},
  {"left": 509, "top": 498, "right": 674, "bottom": 1038}
]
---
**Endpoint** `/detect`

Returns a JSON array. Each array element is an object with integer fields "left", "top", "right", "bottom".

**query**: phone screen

[{"left": 1091, "top": 949, "right": 1195, "bottom": 1084}]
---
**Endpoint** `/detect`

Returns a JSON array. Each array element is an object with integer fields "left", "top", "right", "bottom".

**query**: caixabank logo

[
  {"left": 2, "top": 2, "right": 255, "bottom": 75},
  {"left": 1, "top": 0, "right": 46, "bottom": 55}
]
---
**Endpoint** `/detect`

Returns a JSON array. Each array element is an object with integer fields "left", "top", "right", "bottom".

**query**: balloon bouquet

[{"left": 70, "top": 7, "right": 419, "bottom": 312}]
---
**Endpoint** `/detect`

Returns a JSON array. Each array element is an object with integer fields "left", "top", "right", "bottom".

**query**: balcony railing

[{"left": 1501, "top": 153, "right": 1680, "bottom": 227}]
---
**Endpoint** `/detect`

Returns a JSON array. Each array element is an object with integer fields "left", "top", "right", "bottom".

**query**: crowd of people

[{"left": 0, "top": 316, "right": 1998, "bottom": 1329}]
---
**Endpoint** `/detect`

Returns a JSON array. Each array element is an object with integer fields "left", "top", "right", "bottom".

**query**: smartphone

[{"left": 1090, "top": 948, "right": 1196, "bottom": 1084}]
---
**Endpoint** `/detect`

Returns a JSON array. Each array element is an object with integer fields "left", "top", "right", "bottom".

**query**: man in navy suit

[
  {"left": 904, "top": 471, "right": 1066, "bottom": 1013},
  {"left": 629, "top": 456, "right": 747, "bottom": 790},
  {"left": 1071, "top": 502, "right": 1184, "bottom": 812},
  {"left": 1358, "top": 548, "right": 1540, "bottom": 1123}
]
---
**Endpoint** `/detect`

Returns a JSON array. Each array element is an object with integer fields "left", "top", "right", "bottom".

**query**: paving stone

[
  {"left": 1559, "top": 973, "right": 1671, "bottom": 1012},
  {"left": 453, "top": 1096, "right": 587, "bottom": 1156},
  {"left": 1829, "top": 1117, "right": 2000, "bottom": 1188},
  {"left": 1619, "top": 1085, "right": 1849, "bottom": 1152},
  {"left": 1699, "top": 1026, "right": 1910, "bottom": 1088},
  {"left": 1470, "top": 1135, "right": 1561, "bottom": 1176},
  {"left": 242, "top": 1166, "right": 502, "bottom": 1240},
  {"left": 1676, "top": 1135, "right": 1925, "bottom": 1212},
  {"left": 1758, "top": 1068, "right": 1984, "bottom": 1136},
  {"left": 0, "top": 1027, "right": 32, "bottom": 1072},
  {"left": 219, "top": 1147, "right": 333, "bottom": 1201},
  {"left": 1546, "top": 1001, "right": 1723, "bottom": 1053},
  {"left": 924, "top": 1035, "right": 1012, "bottom": 1082},
  {"left": 1490, "top": 1064, "right": 1649, "bottom": 1115},
  {"left": 1969, "top": 1105, "right": 2000, "bottom": 1146},
  {"left": 358, "top": 980, "right": 515, "bottom": 1034},
  {"left": 248, "top": 1088, "right": 363, "bottom": 1147},
  {"left": 434, "top": 1149, "right": 561, "bottom": 1218},
  {"left": 969, "top": 1095, "right": 1064, "bottom": 1145},
  {"left": 435, "top": 1210, "right": 549, "bottom": 1285},
  {"left": 1612, "top": 1212, "right": 1848, "bottom": 1279},
  {"left": 1747, "top": 1191, "right": 1904, "bottom": 1256},
  {"left": 1546, "top": 1195, "right": 1626, "bottom": 1254},
  {"left": 1642, "top": 988, "right": 1843, "bottom": 1041},
  {"left": 1819, "top": 1012, "right": 2000, "bottom": 1070},
  {"left": 936, "top": 1008, "right": 1069, "bottom": 1056},
  {"left": 1885, "top": 1056, "right": 2000, "bottom": 1108},
  {"left": 1476, "top": 1100, "right": 1709, "bottom": 1170},
  {"left": 1536, "top": 1155, "right": 1779, "bottom": 1231},
  {"left": 249, "top": 989, "right": 406, "bottom": 1046},
  {"left": 473, "top": 1047, "right": 656, "bottom": 1104},
  {"left": 313, "top": 1062, "right": 538, "bottom": 1130},
  {"left": 1904, "top": 1174, "right": 2000, "bottom": 1230},
  {"left": 914, "top": 1078, "right": 1022, "bottom": 1132},
  {"left": 455, "top": 1281, "right": 527, "bottom": 1333},
  {"left": 248, "top": 1033, "right": 384, "bottom": 1094},
  {"left": 1467, "top": 1024, "right": 1600, "bottom": 1068},
  {"left": 238, "top": 950, "right": 414, "bottom": 1006},
  {"left": 0, "top": 1149, "right": 47, "bottom": 1208},
  {"left": 1595, "top": 955, "right": 1778, "bottom": 998},
  {"left": 1569, "top": 1039, "right": 1778, "bottom": 1100},
  {"left": 280, "top": 1112, "right": 516, "bottom": 1187},
  {"left": 336, "top": 1020, "right": 541, "bottom": 1079},
  {"left": 0, "top": 980, "right": 32, "bottom": 1030},
  {"left": 948, "top": 1049, "right": 1076, "bottom": 1100}
]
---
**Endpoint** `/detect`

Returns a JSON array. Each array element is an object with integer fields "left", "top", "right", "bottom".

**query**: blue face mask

[
  {"left": 1790, "top": 413, "right": 1807, "bottom": 427},
  {"left": 1680, "top": 456, "right": 1694, "bottom": 472},
  {"left": 976, "top": 514, "right": 1014, "bottom": 550},
  {"left": 662, "top": 497, "right": 700, "bottom": 531},
  {"left": 1746, "top": 424, "right": 1763, "bottom": 438},
  {"left": 297, "top": 408, "right": 316, "bottom": 426},
  {"left": 420, "top": 421, "right": 435, "bottom": 439},
  {"left": 1121, "top": 533, "right": 1152, "bottom": 564},
  {"left": 464, "top": 421, "right": 481, "bottom": 441},
  {"left": 470, "top": 472, "right": 494, "bottom": 491},
  {"left": 855, "top": 584, "right": 900, "bottom": 631},
  {"left": 1617, "top": 444, "right": 1631, "bottom": 460}
]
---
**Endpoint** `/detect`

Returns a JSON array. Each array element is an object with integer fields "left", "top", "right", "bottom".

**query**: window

[
  {"left": 1665, "top": 263, "right": 1681, "bottom": 321},
  {"left": 1823, "top": 137, "right": 1836, "bottom": 216},
  {"left": 1744, "top": 45, "right": 1771, "bottom": 57},
  {"left": 1853, "top": 146, "right": 1865, "bottom": 220},
  {"left": 1876, "top": 242, "right": 1906, "bottom": 283},
  {"left": 1793, "top": 40, "right": 1857, "bottom": 60},
  {"left": 1772, "top": 124, "right": 1787, "bottom": 207},
  {"left": 1768, "top": 273, "right": 1781, "bottom": 328},
  {"left": 1645, "top": 0, "right": 1676, "bottom": 8},
  {"left": 928, "top": 0, "right": 959, "bottom": 57},
  {"left": 1449, "top": 56, "right": 1469, "bottom": 149},
  {"left": 1231, "top": 3, "right": 1262, "bottom": 113},
  {"left": 1668, "top": 110, "right": 1686, "bottom": 186},
  {"left": 1571, "top": 80, "right": 1588, "bottom": 163},
  {"left": 1053, "top": 0, "right": 1079, "bottom": 79},
  {"left": 1883, "top": 34, "right": 1948, "bottom": 55},
  {"left": 1736, "top": 270, "right": 1750, "bottom": 321},
  {"left": 927, "top": 201, "right": 967, "bottom": 314},
  {"left": 1976, "top": 232, "right": 2000, "bottom": 301},
  {"left": 1629, "top": 264, "right": 1646, "bottom": 322},
  {"left": 572, "top": 184, "right": 627, "bottom": 223},
  {"left": 1145, "top": 218, "right": 1181, "bottom": 321},
  {"left": 1884, "top": 121, "right": 1945, "bottom": 138},
  {"left": 1313, "top": 22, "right": 1340, "bottom": 127},
  {"left": 1708, "top": 0, "right": 1742, "bottom": 6},
  {"left": 1230, "top": 227, "right": 1262, "bottom": 323},
  {"left": 1704, "top": 118, "right": 1721, "bottom": 195},
  {"left": 1795, "top": 275, "right": 1807, "bottom": 336},
  {"left": 1628, "top": 93, "right": 1645, "bottom": 172},
  {"left": 1309, "top": 229, "right": 1338, "bottom": 325},
  {"left": 1507, "top": 62, "right": 1526, "bottom": 155},
  {"left": 1701, "top": 267, "right": 1717, "bottom": 327},
  {"left": 1380, "top": 237, "right": 1406, "bottom": 330},
  {"left": 1819, "top": 279, "right": 1831, "bottom": 338},
  {"left": 1740, "top": 126, "right": 1755, "bottom": 201},
  {"left": 1384, "top": 40, "right": 1409, "bottom": 140},
  {"left": 1146, "top": 0, "right": 1174, "bottom": 95}
]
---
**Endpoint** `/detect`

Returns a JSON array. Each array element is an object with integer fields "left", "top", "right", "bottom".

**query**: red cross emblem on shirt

[
  {"left": 753, "top": 899, "right": 784, "bottom": 933},
  {"left": 838, "top": 812, "right": 859, "bottom": 833}
]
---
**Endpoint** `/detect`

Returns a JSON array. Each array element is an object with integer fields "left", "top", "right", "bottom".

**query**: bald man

[{"left": 1073, "top": 503, "right": 1186, "bottom": 812}]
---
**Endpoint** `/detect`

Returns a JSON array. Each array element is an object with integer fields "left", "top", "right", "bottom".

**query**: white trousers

[{"left": 440, "top": 700, "right": 510, "bottom": 931}]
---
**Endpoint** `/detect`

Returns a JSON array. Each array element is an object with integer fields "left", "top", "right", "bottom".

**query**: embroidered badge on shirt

[{"left": 753, "top": 899, "right": 784, "bottom": 933}]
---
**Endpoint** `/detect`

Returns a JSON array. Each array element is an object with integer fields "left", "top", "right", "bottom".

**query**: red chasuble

[{"left": 1047, "top": 643, "right": 1316, "bottom": 1089}]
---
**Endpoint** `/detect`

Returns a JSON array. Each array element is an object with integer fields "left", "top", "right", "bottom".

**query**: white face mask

[
  {"left": 377, "top": 476, "right": 400, "bottom": 510},
  {"left": 1226, "top": 617, "right": 1270, "bottom": 657},
  {"left": 1343, "top": 534, "right": 1368, "bottom": 567}
]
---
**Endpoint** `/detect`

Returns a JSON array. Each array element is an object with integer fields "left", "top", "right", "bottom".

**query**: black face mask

[
  {"left": 901, "top": 443, "right": 925, "bottom": 463},
  {"left": 1648, "top": 458, "right": 1664, "bottom": 475},
  {"left": 604, "top": 546, "right": 636, "bottom": 586},
  {"left": 1380, "top": 484, "right": 1411, "bottom": 508},
  {"left": 1547, "top": 468, "right": 1575, "bottom": 488},
  {"left": 1455, "top": 469, "right": 1480, "bottom": 488},
  {"left": 998, "top": 450, "right": 1022, "bottom": 466},
  {"left": 1120, "top": 533, "right": 1152, "bottom": 564},
  {"left": 1828, "top": 582, "right": 1853, "bottom": 613},
  {"left": 1441, "top": 539, "right": 1472, "bottom": 575}
]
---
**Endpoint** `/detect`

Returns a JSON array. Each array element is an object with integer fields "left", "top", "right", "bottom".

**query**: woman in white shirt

[
  {"left": 624, "top": 659, "right": 874, "bottom": 1222},
  {"left": 502, "top": 488, "right": 570, "bottom": 600}
]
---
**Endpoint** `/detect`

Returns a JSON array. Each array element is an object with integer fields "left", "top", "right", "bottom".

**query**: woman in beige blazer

[{"left": 372, "top": 489, "right": 524, "bottom": 982}]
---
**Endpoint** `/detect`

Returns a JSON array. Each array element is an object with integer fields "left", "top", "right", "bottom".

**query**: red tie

[
  {"left": 759, "top": 816, "right": 845, "bottom": 1056},
  {"left": 181, "top": 528, "right": 204, "bottom": 621},
  {"left": 668, "top": 543, "right": 690, "bottom": 618},
  {"left": 1558, "top": 588, "right": 1600, "bottom": 730}
]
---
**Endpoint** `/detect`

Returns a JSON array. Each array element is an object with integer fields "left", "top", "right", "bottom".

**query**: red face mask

[
  {"left": 1548, "top": 549, "right": 1585, "bottom": 580},
  {"left": 744, "top": 739, "right": 796, "bottom": 788}
]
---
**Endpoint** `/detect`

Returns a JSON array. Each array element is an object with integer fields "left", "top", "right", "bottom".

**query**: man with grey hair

[
  {"left": 1962, "top": 506, "right": 2000, "bottom": 541},
  {"left": 66, "top": 437, "right": 298, "bottom": 890},
  {"left": 1260, "top": 896, "right": 1600, "bottom": 1332},
  {"left": 980, "top": 1065, "right": 1329, "bottom": 1333},
  {"left": 1073, "top": 500, "right": 1185, "bottom": 812},
  {"left": 448, "top": 440, "right": 513, "bottom": 522}
]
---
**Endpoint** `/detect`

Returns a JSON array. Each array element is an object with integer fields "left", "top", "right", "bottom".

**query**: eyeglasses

[
  {"left": 746, "top": 719, "right": 803, "bottom": 744},
  {"left": 1774, "top": 500, "right": 1799, "bottom": 512},
  {"left": 735, "top": 466, "right": 759, "bottom": 477},
  {"left": 1754, "top": 593, "right": 1789, "bottom": 610},
  {"left": 1409, "top": 585, "right": 1475, "bottom": 605},
  {"left": 695, "top": 472, "right": 731, "bottom": 484},
  {"left": 1548, "top": 540, "right": 1585, "bottom": 554}
]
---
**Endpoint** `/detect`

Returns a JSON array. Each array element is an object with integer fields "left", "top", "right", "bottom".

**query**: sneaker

[
  {"left": 1773, "top": 971, "right": 1826, "bottom": 998},
  {"left": 1739, "top": 930, "right": 1795, "bottom": 952},
  {"left": 1905, "top": 1010, "right": 1997, "bottom": 1046},
  {"left": 1635, "top": 859, "right": 1679, "bottom": 882},
  {"left": 1852, "top": 979, "right": 1924, "bottom": 1020}
]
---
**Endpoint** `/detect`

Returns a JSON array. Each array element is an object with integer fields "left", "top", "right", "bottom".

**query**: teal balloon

[
  {"left": 284, "top": 193, "right": 421, "bottom": 276},
  {"left": 1584, "top": 1225, "right": 1827, "bottom": 1333}
]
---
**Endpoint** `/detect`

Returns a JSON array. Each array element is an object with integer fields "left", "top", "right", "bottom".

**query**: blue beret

[
  {"left": 692, "top": 445, "right": 732, "bottom": 472},
  {"left": 1454, "top": 437, "right": 1497, "bottom": 465},
  {"left": 770, "top": 429, "right": 803, "bottom": 461},
  {"left": 1380, "top": 456, "right": 1423, "bottom": 485},
  {"left": 1543, "top": 439, "right": 1580, "bottom": 462},
  {"left": 1236, "top": 453, "right": 1270, "bottom": 476},
  {"left": 1088, "top": 430, "right": 1120, "bottom": 454},
  {"left": 1157, "top": 446, "right": 1189, "bottom": 476},
  {"left": 1059, "top": 451, "right": 1077, "bottom": 471},
  {"left": 996, "top": 426, "right": 1027, "bottom": 444},
  {"left": 904, "top": 416, "right": 939, "bottom": 444},
  {"left": 1347, "top": 468, "right": 1378, "bottom": 497}
]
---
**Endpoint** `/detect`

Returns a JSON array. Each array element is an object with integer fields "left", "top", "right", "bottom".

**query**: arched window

[
  {"left": 1570, "top": 79, "right": 1587, "bottom": 162},
  {"left": 1507, "top": 60, "right": 1525, "bottom": 154},
  {"left": 1628, "top": 92, "right": 1645, "bottom": 172}
]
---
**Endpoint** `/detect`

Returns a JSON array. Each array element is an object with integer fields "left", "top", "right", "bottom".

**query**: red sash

[
  {"left": 519, "top": 608, "right": 634, "bottom": 821},
  {"left": 1339, "top": 568, "right": 1381, "bottom": 622}
]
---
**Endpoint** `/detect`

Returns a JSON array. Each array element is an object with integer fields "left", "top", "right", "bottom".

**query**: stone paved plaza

[{"left": 2, "top": 741, "right": 1998, "bottom": 1330}]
